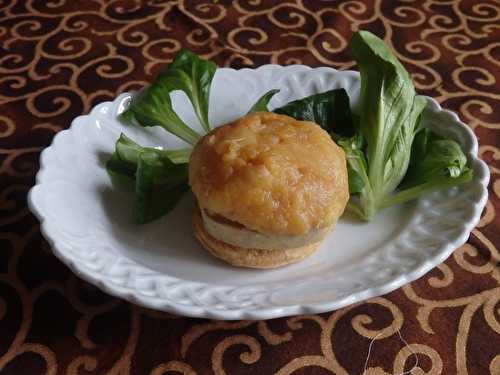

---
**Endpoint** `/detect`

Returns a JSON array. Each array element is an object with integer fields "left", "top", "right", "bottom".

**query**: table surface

[{"left": 1, "top": 1, "right": 499, "bottom": 374}]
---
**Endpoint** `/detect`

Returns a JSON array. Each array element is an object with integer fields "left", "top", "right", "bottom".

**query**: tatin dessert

[{"left": 189, "top": 112, "right": 349, "bottom": 268}]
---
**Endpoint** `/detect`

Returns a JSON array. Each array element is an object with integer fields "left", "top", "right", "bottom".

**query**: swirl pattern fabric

[{"left": 0, "top": 1, "right": 499, "bottom": 374}]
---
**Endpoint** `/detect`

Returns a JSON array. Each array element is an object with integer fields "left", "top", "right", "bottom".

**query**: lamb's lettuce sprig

[
  {"left": 272, "top": 31, "right": 472, "bottom": 220},
  {"left": 110, "top": 50, "right": 215, "bottom": 223},
  {"left": 247, "top": 89, "right": 280, "bottom": 113},
  {"left": 274, "top": 88, "right": 355, "bottom": 137},
  {"left": 120, "top": 49, "right": 217, "bottom": 145},
  {"left": 107, "top": 134, "right": 190, "bottom": 224},
  {"left": 345, "top": 31, "right": 471, "bottom": 219}
]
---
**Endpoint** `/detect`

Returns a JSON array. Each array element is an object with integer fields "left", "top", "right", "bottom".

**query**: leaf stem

[{"left": 379, "top": 170, "right": 472, "bottom": 209}]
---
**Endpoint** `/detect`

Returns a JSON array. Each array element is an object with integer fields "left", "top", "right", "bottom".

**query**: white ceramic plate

[{"left": 28, "top": 65, "right": 489, "bottom": 320}]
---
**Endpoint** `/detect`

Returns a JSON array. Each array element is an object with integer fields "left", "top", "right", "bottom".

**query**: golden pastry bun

[{"left": 189, "top": 112, "right": 349, "bottom": 236}]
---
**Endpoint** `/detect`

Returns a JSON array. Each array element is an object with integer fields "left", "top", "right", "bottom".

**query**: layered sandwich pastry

[{"left": 189, "top": 112, "right": 349, "bottom": 268}]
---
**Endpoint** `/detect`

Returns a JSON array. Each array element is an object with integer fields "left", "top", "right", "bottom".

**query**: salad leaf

[
  {"left": 121, "top": 49, "right": 217, "bottom": 144},
  {"left": 381, "top": 133, "right": 472, "bottom": 208},
  {"left": 111, "top": 133, "right": 191, "bottom": 168},
  {"left": 135, "top": 150, "right": 189, "bottom": 224},
  {"left": 347, "top": 31, "right": 428, "bottom": 219},
  {"left": 106, "top": 152, "right": 136, "bottom": 186},
  {"left": 248, "top": 89, "right": 280, "bottom": 113},
  {"left": 380, "top": 170, "right": 472, "bottom": 209},
  {"left": 114, "top": 133, "right": 143, "bottom": 169},
  {"left": 274, "top": 89, "right": 354, "bottom": 136},
  {"left": 400, "top": 133, "right": 470, "bottom": 186},
  {"left": 121, "top": 85, "right": 201, "bottom": 145},
  {"left": 106, "top": 134, "right": 142, "bottom": 185},
  {"left": 336, "top": 133, "right": 368, "bottom": 196},
  {"left": 408, "top": 124, "right": 429, "bottom": 168},
  {"left": 347, "top": 168, "right": 365, "bottom": 195},
  {"left": 106, "top": 134, "right": 190, "bottom": 223},
  {"left": 160, "top": 49, "right": 216, "bottom": 132},
  {"left": 341, "top": 31, "right": 473, "bottom": 219},
  {"left": 351, "top": 31, "right": 427, "bottom": 189}
]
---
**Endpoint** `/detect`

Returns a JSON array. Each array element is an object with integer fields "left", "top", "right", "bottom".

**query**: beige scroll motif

[
  {"left": 66, "top": 355, "right": 98, "bottom": 375},
  {"left": 404, "top": 263, "right": 499, "bottom": 374},
  {"left": 150, "top": 360, "right": 197, "bottom": 375},
  {"left": 211, "top": 334, "right": 261, "bottom": 375},
  {"left": 427, "top": 263, "right": 454, "bottom": 288},
  {"left": 173, "top": 297, "right": 404, "bottom": 374},
  {"left": 393, "top": 343, "right": 443, "bottom": 375}
]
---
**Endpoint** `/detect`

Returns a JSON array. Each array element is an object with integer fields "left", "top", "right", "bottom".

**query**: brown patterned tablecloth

[{"left": 1, "top": 1, "right": 499, "bottom": 374}]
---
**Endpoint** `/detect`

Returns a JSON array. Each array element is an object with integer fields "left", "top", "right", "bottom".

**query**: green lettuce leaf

[
  {"left": 135, "top": 150, "right": 189, "bottom": 224},
  {"left": 351, "top": 31, "right": 427, "bottom": 185},
  {"left": 106, "top": 152, "right": 136, "bottom": 187},
  {"left": 106, "top": 134, "right": 190, "bottom": 223},
  {"left": 336, "top": 133, "right": 368, "bottom": 195},
  {"left": 274, "top": 89, "right": 355, "bottom": 136},
  {"left": 381, "top": 132, "right": 472, "bottom": 208},
  {"left": 339, "top": 31, "right": 473, "bottom": 219},
  {"left": 248, "top": 89, "right": 280, "bottom": 113},
  {"left": 408, "top": 124, "right": 429, "bottom": 168},
  {"left": 160, "top": 49, "right": 216, "bottom": 132},
  {"left": 111, "top": 133, "right": 191, "bottom": 167},
  {"left": 106, "top": 134, "right": 141, "bottom": 185},
  {"left": 405, "top": 130, "right": 468, "bottom": 182},
  {"left": 120, "top": 87, "right": 200, "bottom": 145},
  {"left": 349, "top": 31, "right": 428, "bottom": 219},
  {"left": 120, "top": 49, "right": 217, "bottom": 144}
]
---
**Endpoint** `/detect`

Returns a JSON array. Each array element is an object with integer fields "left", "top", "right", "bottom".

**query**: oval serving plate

[{"left": 28, "top": 65, "right": 489, "bottom": 320}]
